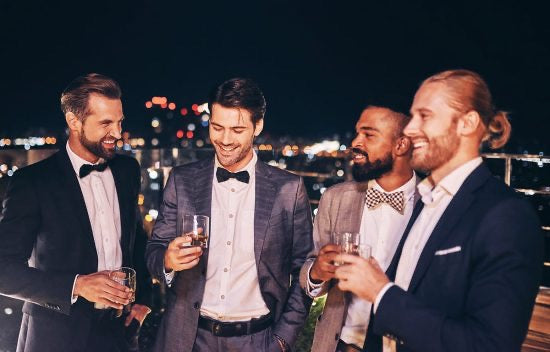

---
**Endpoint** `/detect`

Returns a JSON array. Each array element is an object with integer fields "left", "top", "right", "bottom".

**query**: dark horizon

[{"left": 1, "top": 1, "right": 549, "bottom": 152}]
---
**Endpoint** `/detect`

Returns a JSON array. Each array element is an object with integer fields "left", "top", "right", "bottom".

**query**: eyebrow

[
  {"left": 357, "top": 126, "right": 380, "bottom": 133},
  {"left": 411, "top": 108, "right": 432, "bottom": 115},
  {"left": 98, "top": 115, "right": 124, "bottom": 124},
  {"left": 210, "top": 121, "right": 247, "bottom": 129}
]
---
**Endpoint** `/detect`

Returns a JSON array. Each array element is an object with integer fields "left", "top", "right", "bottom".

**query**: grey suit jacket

[
  {"left": 299, "top": 178, "right": 419, "bottom": 352},
  {"left": 146, "top": 158, "right": 313, "bottom": 352}
]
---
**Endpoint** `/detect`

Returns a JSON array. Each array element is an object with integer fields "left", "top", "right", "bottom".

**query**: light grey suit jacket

[
  {"left": 299, "top": 178, "right": 419, "bottom": 352},
  {"left": 146, "top": 158, "right": 313, "bottom": 352}
]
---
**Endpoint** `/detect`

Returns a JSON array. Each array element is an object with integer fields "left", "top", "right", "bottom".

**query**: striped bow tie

[{"left": 366, "top": 188, "right": 405, "bottom": 214}]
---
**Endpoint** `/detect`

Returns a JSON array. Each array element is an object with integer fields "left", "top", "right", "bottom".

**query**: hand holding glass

[{"left": 109, "top": 267, "right": 136, "bottom": 303}]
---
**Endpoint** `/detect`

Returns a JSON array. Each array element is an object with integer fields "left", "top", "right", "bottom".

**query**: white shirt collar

[
  {"left": 368, "top": 172, "right": 418, "bottom": 201},
  {"left": 418, "top": 157, "right": 483, "bottom": 205},
  {"left": 66, "top": 142, "right": 105, "bottom": 176}
]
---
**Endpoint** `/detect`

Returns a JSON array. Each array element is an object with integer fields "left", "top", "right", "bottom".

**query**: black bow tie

[
  {"left": 79, "top": 162, "right": 109, "bottom": 178},
  {"left": 216, "top": 167, "right": 250, "bottom": 184}
]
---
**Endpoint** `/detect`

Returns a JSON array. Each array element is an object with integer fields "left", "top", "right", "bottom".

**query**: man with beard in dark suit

[
  {"left": 334, "top": 69, "right": 542, "bottom": 352},
  {"left": 0, "top": 73, "right": 151, "bottom": 352}
]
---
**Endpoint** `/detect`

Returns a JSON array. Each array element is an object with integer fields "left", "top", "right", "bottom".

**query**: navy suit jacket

[
  {"left": 145, "top": 158, "right": 314, "bottom": 352},
  {"left": 367, "top": 163, "right": 543, "bottom": 352},
  {"left": 0, "top": 148, "right": 150, "bottom": 352}
]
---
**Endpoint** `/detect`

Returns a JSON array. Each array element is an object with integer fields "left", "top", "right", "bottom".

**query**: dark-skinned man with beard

[{"left": 300, "top": 106, "right": 419, "bottom": 352}]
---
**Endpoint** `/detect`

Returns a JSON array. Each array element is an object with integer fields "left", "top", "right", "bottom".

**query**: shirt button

[
  {"left": 227, "top": 241, "right": 231, "bottom": 245},
  {"left": 231, "top": 188, "right": 235, "bottom": 192},
  {"left": 221, "top": 295, "right": 225, "bottom": 299},
  {"left": 224, "top": 268, "right": 228, "bottom": 272},
  {"left": 229, "top": 214, "right": 234, "bottom": 218}
]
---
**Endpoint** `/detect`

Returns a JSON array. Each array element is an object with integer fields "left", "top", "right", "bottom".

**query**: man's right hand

[
  {"left": 73, "top": 271, "right": 132, "bottom": 309},
  {"left": 164, "top": 235, "right": 203, "bottom": 272},
  {"left": 310, "top": 244, "right": 340, "bottom": 282}
]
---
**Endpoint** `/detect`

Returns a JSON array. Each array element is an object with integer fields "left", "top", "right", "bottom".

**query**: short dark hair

[
  {"left": 60, "top": 73, "right": 121, "bottom": 121},
  {"left": 208, "top": 78, "right": 266, "bottom": 125}
]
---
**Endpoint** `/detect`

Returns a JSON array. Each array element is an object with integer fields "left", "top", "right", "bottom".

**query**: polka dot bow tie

[{"left": 366, "top": 188, "right": 405, "bottom": 214}]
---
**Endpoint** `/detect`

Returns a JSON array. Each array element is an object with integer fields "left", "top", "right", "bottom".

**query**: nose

[
  {"left": 351, "top": 134, "right": 362, "bottom": 148},
  {"left": 110, "top": 125, "right": 122, "bottom": 140},
  {"left": 220, "top": 130, "right": 232, "bottom": 145},
  {"left": 404, "top": 115, "right": 421, "bottom": 138}
]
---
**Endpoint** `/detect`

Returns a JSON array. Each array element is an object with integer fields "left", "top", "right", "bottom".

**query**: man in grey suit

[
  {"left": 146, "top": 78, "right": 313, "bottom": 352},
  {"left": 300, "top": 106, "right": 419, "bottom": 352}
]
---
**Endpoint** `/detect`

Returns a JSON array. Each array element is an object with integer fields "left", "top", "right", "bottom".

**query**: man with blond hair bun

[{"left": 334, "top": 69, "right": 543, "bottom": 352}]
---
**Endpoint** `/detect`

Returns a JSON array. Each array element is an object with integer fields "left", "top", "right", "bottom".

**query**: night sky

[{"left": 1, "top": 1, "right": 549, "bottom": 151}]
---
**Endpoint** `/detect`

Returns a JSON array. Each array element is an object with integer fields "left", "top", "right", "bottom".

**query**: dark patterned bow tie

[
  {"left": 79, "top": 162, "right": 108, "bottom": 178},
  {"left": 366, "top": 188, "right": 405, "bottom": 214},
  {"left": 216, "top": 167, "right": 250, "bottom": 184}
]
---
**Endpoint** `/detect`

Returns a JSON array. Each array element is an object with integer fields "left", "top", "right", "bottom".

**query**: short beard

[
  {"left": 351, "top": 151, "right": 393, "bottom": 182},
  {"left": 80, "top": 132, "right": 116, "bottom": 160},
  {"left": 410, "top": 119, "right": 460, "bottom": 174},
  {"left": 216, "top": 140, "right": 252, "bottom": 169}
]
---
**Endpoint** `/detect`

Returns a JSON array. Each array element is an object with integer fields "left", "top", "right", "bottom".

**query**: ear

[
  {"left": 253, "top": 119, "right": 264, "bottom": 137},
  {"left": 394, "top": 136, "right": 411, "bottom": 156},
  {"left": 458, "top": 111, "right": 481, "bottom": 136},
  {"left": 65, "top": 112, "right": 82, "bottom": 132}
]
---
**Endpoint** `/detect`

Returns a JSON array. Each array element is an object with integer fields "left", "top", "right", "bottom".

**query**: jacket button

[{"left": 194, "top": 302, "right": 200, "bottom": 309}]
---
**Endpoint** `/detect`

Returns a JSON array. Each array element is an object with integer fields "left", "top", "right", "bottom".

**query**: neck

[
  {"left": 68, "top": 135, "right": 99, "bottom": 163},
  {"left": 376, "top": 165, "right": 414, "bottom": 192},
  {"left": 429, "top": 147, "right": 480, "bottom": 185}
]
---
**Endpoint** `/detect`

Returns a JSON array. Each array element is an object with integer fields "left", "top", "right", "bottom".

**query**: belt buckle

[{"left": 213, "top": 322, "right": 222, "bottom": 336}]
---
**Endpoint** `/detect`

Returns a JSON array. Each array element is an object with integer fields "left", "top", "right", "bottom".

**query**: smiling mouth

[
  {"left": 218, "top": 145, "right": 238, "bottom": 153},
  {"left": 102, "top": 139, "right": 116, "bottom": 148},
  {"left": 351, "top": 147, "right": 368, "bottom": 162},
  {"left": 412, "top": 141, "right": 428, "bottom": 150}
]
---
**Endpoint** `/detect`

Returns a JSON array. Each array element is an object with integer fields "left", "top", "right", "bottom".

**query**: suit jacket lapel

[
  {"left": 109, "top": 158, "right": 132, "bottom": 266},
  {"left": 54, "top": 149, "right": 97, "bottom": 259},
  {"left": 335, "top": 184, "right": 367, "bottom": 233},
  {"left": 407, "top": 164, "right": 491, "bottom": 292},
  {"left": 253, "top": 162, "right": 277, "bottom": 267},
  {"left": 192, "top": 158, "right": 214, "bottom": 272}
]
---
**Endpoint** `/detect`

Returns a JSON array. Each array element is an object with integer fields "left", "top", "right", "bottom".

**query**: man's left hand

[
  {"left": 125, "top": 304, "right": 152, "bottom": 326},
  {"left": 334, "top": 254, "right": 390, "bottom": 302}
]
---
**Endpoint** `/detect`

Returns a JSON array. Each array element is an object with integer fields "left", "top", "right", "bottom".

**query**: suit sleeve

[
  {"left": 145, "top": 170, "right": 178, "bottom": 282},
  {"left": 299, "top": 187, "right": 335, "bottom": 297},
  {"left": 373, "top": 197, "right": 543, "bottom": 352},
  {"left": 0, "top": 171, "right": 75, "bottom": 314},
  {"left": 272, "top": 177, "right": 314, "bottom": 349}
]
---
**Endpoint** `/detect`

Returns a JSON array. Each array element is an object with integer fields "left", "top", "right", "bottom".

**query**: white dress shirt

[
  {"left": 374, "top": 157, "right": 483, "bottom": 312},
  {"left": 67, "top": 143, "right": 122, "bottom": 302},
  {"left": 199, "top": 152, "right": 270, "bottom": 321},
  {"left": 341, "top": 175, "right": 418, "bottom": 347},
  {"left": 306, "top": 174, "right": 418, "bottom": 347}
]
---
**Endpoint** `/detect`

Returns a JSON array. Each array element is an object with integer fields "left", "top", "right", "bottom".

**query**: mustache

[{"left": 350, "top": 147, "right": 368, "bottom": 157}]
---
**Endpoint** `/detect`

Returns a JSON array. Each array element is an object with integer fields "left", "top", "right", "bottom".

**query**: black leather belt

[{"left": 198, "top": 314, "right": 273, "bottom": 337}]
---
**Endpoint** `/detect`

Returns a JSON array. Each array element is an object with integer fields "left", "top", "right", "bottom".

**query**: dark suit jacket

[
  {"left": 0, "top": 148, "right": 151, "bottom": 352},
  {"left": 145, "top": 158, "right": 314, "bottom": 352},
  {"left": 367, "top": 163, "right": 543, "bottom": 352}
]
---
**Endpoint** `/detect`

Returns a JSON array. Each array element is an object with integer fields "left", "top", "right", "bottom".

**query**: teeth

[
  {"left": 413, "top": 141, "right": 428, "bottom": 149},
  {"left": 220, "top": 146, "right": 236, "bottom": 151},
  {"left": 103, "top": 140, "right": 115, "bottom": 144}
]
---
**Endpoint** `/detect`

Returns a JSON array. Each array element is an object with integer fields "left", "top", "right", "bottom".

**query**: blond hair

[{"left": 422, "top": 69, "right": 511, "bottom": 149}]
